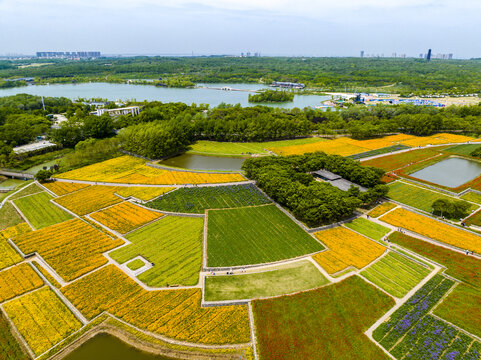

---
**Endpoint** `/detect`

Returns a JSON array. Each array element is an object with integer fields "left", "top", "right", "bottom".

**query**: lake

[
  {"left": 159, "top": 154, "right": 245, "bottom": 171},
  {"left": 63, "top": 333, "right": 179, "bottom": 360},
  {"left": 0, "top": 82, "right": 329, "bottom": 108},
  {"left": 410, "top": 157, "right": 481, "bottom": 188}
]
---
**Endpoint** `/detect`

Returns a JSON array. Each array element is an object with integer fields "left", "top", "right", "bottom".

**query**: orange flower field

[
  {"left": 61, "top": 265, "right": 251, "bottom": 345},
  {"left": 3, "top": 287, "right": 82, "bottom": 355},
  {"left": 56, "top": 156, "right": 245, "bottom": 185},
  {"left": 54, "top": 185, "right": 123, "bottom": 215},
  {"left": 368, "top": 202, "right": 397, "bottom": 218},
  {"left": 12, "top": 219, "right": 124, "bottom": 281},
  {"left": 0, "top": 263, "right": 44, "bottom": 303},
  {"left": 380, "top": 208, "right": 481, "bottom": 254},
  {"left": 42, "top": 181, "right": 90, "bottom": 196},
  {"left": 90, "top": 202, "right": 163, "bottom": 234},
  {"left": 312, "top": 227, "right": 386, "bottom": 274},
  {"left": 0, "top": 222, "right": 32, "bottom": 240}
]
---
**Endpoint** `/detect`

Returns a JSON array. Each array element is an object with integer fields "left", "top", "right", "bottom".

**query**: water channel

[
  {"left": 159, "top": 153, "right": 245, "bottom": 171},
  {"left": 0, "top": 82, "right": 329, "bottom": 108},
  {"left": 410, "top": 157, "right": 481, "bottom": 188},
  {"left": 63, "top": 333, "right": 180, "bottom": 360}
]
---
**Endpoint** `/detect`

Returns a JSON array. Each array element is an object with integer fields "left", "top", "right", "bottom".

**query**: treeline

[
  {"left": 3, "top": 57, "right": 481, "bottom": 93},
  {"left": 242, "top": 152, "right": 387, "bottom": 227},
  {"left": 248, "top": 90, "right": 294, "bottom": 103}
]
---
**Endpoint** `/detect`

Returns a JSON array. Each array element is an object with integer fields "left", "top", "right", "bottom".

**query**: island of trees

[{"left": 248, "top": 90, "right": 294, "bottom": 103}]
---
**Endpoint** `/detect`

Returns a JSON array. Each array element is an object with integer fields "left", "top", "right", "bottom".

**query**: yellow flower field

[
  {"left": 379, "top": 208, "right": 481, "bottom": 254},
  {"left": 312, "top": 227, "right": 386, "bottom": 274},
  {"left": 269, "top": 138, "right": 370, "bottom": 156},
  {"left": 3, "top": 287, "right": 82, "bottom": 356},
  {"left": 0, "top": 222, "right": 32, "bottom": 240},
  {"left": 12, "top": 219, "right": 124, "bottom": 281},
  {"left": 116, "top": 186, "right": 176, "bottom": 201},
  {"left": 368, "top": 202, "right": 397, "bottom": 218},
  {"left": 62, "top": 265, "right": 251, "bottom": 345},
  {"left": 0, "top": 223, "right": 32, "bottom": 270},
  {"left": 0, "top": 263, "right": 44, "bottom": 302},
  {"left": 56, "top": 156, "right": 245, "bottom": 185},
  {"left": 90, "top": 202, "right": 163, "bottom": 234},
  {"left": 399, "top": 133, "right": 474, "bottom": 147},
  {"left": 42, "top": 181, "right": 90, "bottom": 196},
  {"left": 54, "top": 186, "right": 123, "bottom": 215}
]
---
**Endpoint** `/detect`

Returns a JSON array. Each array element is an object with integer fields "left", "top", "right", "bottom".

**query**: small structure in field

[{"left": 312, "top": 169, "right": 367, "bottom": 192}]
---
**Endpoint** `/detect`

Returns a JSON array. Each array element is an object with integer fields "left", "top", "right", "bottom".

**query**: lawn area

[
  {"left": 444, "top": 143, "right": 481, "bottom": 156},
  {"left": 361, "top": 252, "right": 431, "bottom": 298},
  {"left": 126, "top": 259, "right": 145, "bottom": 271},
  {"left": 362, "top": 147, "right": 443, "bottom": 171},
  {"left": 0, "top": 311, "right": 28, "bottom": 360},
  {"left": 206, "top": 204, "right": 324, "bottom": 267},
  {"left": 0, "top": 201, "right": 24, "bottom": 229},
  {"left": 109, "top": 216, "right": 204, "bottom": 286},
  {"left": 434, "top": 283, "right": 481, "bottom": 338},
  {"left": 253, "top": 275, "right": 394, "bottom": 360},
  {"left": 347, "top": 144, "right": 410, "bottom": 160},
  {"left": 387, "top": 181, "right": 476, "bottom": 215},
  {"left": 344, "top": 217, "right": 390, "bottom": 241},
  {"left": 464, "top": 209, "right": 481, "bottom": 227},
  {"left": 187, "top": 138, "right": 325, "bottom": 156},
  {"left": 146, "top": 184, "right": 270, "bottom": 214},
  {"left": 204, "top": 260, "right": 329, "bottom": 301},
  {"left": 9, "top": 183, "right": 43, "bottom": 201},
  {"left": 389, "top": 232, "right": 481, "bottom": 289},
  {"left": 13, "top": 191, "right": 73, "bottom": 229},
  {"left": 460, "top": 191, "right": 481, "bottom": 204}
]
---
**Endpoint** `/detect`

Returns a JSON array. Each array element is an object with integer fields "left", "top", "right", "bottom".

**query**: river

[{"left": 0, "top": 82, "right": 329, "bottom": 108}]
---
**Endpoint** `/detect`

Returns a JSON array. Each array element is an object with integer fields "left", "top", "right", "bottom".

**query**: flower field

[
  {"left": 206, "top": 204, "right": 324, "bottom": 267},
  {"left": 360, "top": 252, "right": 431, "bottom": 298},
  {"left": 115, "top": 186, "right": 176, "bottom": 201},
  {"left": 0, "top": 263, "right": 44, "bottom": 303},
  {"left": 109, "top": 216, "right": 203, "bottom": 287},
  {"left": 31, "top": 261, "right": 61, "bottom": 288},
  {"left": 42, "top": 181, "right": 90, "bottom": 196},
  {"left": 268, "top": 137, "right": 370, "bottom": 156},
  {"left": 369, "top": 203, "right": 397, "bottom": 218},
  {"left": 54, "top": 186, "right": 123, "bottom": 215},
  {"left": 61, "top": 265, "right": 251, "bottom": 344},
  {"left": 373, "top": 274, "right": 454, "bottom": 351},
  {"left": 389, "top": 232, "right": 481, "bottom": 289},
  {"left": 126, "top": 259, "right": 145, "bottom": 271},
  {"left": 380, "top": 208, "right": 481, "bottom": 254},
  {"left": 362, "top": 147, "right": 444, "bottom": 171},
  {"left": 399, "top": 133, "right": 474, "bottom": 148},
  {"left": 146, "top": 184, "right": 270, "bottom": 214},
  {"left": 0, "top": 222, "right": 32, "bottom": 240},
  {"left": 13, "top": 191, "right": 73, "bottom": 229},
  {"left": 253, "top": 276, "right": 395, "bottom": 360},
  {"left": 90, "top": 201, "right": 163, "bottom": 234},
  {"left": 3, "top": 287, "right": 82, "bottom": 356},
  {"left": 312, "top": 227, "right": 385, "bottom": 274},
  {"left": 0, "top": 223, "right": 31, "bottom": 270},
  {"left": 56, "top": 155, "right": 245, "bottom": 185},
  {"left": 12, "top": 219, "right": 124, "bottom": 281},
  {"left": 344, "top": 217, "right": 391, "bottom": 241},
  {"left": 433, "top": 284, "right": 481, "bottom": 338}
]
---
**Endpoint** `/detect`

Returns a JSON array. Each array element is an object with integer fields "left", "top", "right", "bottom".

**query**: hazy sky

[{"left": 1, "top": 0, "right": 479, "bottom": 58}]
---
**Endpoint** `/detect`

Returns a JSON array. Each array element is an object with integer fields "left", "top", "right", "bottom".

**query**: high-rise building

[
  {"left": 427, "top": 49, "right": 432, "bottom": 61},
  {"left": 360, "top": 50, "right": 364, "bottom": 58}
]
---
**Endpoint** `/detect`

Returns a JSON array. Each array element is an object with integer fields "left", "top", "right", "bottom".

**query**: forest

[
  {"left": 2, "top": 57, "right": 481, "bottom": 94},
  {"left": 242, "top": 153, "right": 387, "bottom": 226},
  {"left": 248, "top": 90, "right": 294, "bottom": 103}
]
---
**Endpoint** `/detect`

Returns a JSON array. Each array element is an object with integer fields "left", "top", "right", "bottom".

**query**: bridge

[
  {"left": 201, "top": 86, "right": 257, "bottom": 93},
  {"left": 0, "top": 170, "right": 34, "bottom": 180}
]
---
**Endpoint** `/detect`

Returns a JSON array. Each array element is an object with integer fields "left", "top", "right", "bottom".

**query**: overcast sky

[{"left": 0, "top": 0, "right": 479, "bottom": 58}]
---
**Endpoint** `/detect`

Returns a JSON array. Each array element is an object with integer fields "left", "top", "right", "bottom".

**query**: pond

[
  {"left": 0, "top": 82, "right": 330, "bottom": 109},
  {"left": 410, "top": 157, "right": 481, "bottom": 188},
  {"left": 159, "top": 154, "right": 245, "bottom": 171},
  {"left": 63, "top": 333, "right": 179, "bottom": 360}
]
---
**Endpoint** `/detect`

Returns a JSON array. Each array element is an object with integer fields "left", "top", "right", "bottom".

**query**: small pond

[
  {"left": 159, "top": 154, "right": 245, "bottom": 171},
  {"left": 410, "top": 157, "right": 481, "bottom": 188},
  {"left": 63, "top": 333, "right": 179, "bottom": 360}
]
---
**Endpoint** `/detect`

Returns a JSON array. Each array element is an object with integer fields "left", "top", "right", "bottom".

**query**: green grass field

[
  {"left": 387, "top": 181, "right": 476, "bottom": 215},
  {"left": 13, "top": 192, "right": 73, "bottom": 229},
  {"left": 9, "top": 183, "right": 43, "bottom": 201},
  {"left": 344, "top": 218, "right": 390, "bottom": 241},
  {"left": 361, "top": 252, "right": 431, "bottom": 298},
  {"left": 204, "top": 260, "right": 329, "bottom": 301},
  {"left": 0, "top": 313, "right": 28, "bottom": 360},
  {"left": 445, "top": 143, "right": 481, "bottom": 156},
  {"left": 0, "top": 202, "right": 24, "bottom": 229},
  {"left": 207, "top": 204, "right": 324, "bottom": 267},
  {"left": 146, "top": 184, "right": 270, "bottom": 214},
  {"left": 460, "top": 191, "right": 481, "bottom": 204},
  {"left": 433, "top": 283, "right": 481, "bottom": 338},
  {"left": 109, "top": 216, "right": 204, "bottom": 286},
  {"left": 253, "top": 276, "right": 394, "bottom": 360},
  {"left": 187, "top": 138, "right": 325, "bottom": 156},
  {"left": 127, "top": 259, "right": 145, "bottom": 271}
]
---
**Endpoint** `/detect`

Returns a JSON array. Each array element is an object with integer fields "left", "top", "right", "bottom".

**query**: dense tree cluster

[
  {"left": 242, "top": 153, "right": 387, "bottom": 227},
  {"left": 248, "top": 90, "right": 294, "bottom": 103},
  {"left": 432, "top": 199, "right": 471, "bottom": 219}
]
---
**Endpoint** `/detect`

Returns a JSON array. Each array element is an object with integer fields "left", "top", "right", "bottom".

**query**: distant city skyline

[{"left": 1, "top": 0, "right": 480, "bottom": 58}]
